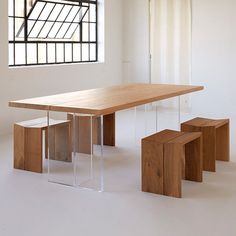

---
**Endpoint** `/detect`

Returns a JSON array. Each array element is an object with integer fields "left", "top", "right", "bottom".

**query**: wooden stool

[
  {"left": 67, "top": 113, "right": 115, "bottom": 154},
  {"left": 14, "top": 118, "right": 72, "bottom": 173},
  {"left": 181, "top": 117, "right": 230, "bottom": 172},
  {"left": 142, "top": 129, "right": 202, "bottom": 198}
]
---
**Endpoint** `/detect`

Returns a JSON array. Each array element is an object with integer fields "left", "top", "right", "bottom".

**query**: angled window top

[{"left": 17, "top": 0, "right": 89, "bottom": 40}]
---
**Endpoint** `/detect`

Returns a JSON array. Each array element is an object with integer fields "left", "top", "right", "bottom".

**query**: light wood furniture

[
  {"left": 181, "top": 117, "right": 230, "bottom": 172},
  {"left": 142, "top": 129, "right": 202, "bottom": 198},
  {"left": 9, "top": 84, "right": 204, "bottom": 115},
  {"left": 67, "top": 113, "right": 115, "bottom": 154},
  {"left": 9, "top": 84, "right": 204, "bottom": 185},
  {"left": 14, "top": 118, "right": 72, "bottom": 173}
]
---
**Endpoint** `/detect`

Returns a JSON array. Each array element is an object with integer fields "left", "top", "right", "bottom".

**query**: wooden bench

[
  {"left": 181, "top": 117, "right": 230, "bottom": 172},
  {"left": 14, "top": 117, "right": 72, "bottom": 173},
  {"left": 142, "top": 129, "right": 202, "bottom": 198}
]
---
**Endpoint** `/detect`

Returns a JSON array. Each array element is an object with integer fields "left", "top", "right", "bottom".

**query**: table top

[{"left": 9, "top": 83, "right": 204, "bottom": 115}]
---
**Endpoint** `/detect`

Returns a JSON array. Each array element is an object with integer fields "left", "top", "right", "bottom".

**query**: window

[{"left": 8, "top": 0, "right": 98, "bottom": 67}]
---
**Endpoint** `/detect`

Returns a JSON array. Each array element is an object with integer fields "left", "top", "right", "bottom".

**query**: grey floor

[{"left": 1, "top": 108, "right": 236, "bottom": 236}]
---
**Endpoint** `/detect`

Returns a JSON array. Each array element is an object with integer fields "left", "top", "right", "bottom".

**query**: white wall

[
  {"left": 123, "top": 0, "right": 150, "bottom": 84},
  {"left": 0, "top": 0, "right": 123, "bottom": 135},
  {"left": 191, "top": 0, "right": 236, "bottom": 118}
]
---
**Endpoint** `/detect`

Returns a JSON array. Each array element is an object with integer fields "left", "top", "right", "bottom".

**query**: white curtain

[{"left": 150, "top": 0, "right": 192, "bottom": 86}]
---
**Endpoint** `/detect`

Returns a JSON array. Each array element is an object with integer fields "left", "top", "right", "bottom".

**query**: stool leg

[
  {"left": 24, "top": 128, "right": 43, "bottom": 173},
  {"left": 141, "top": 141, "right": 164, "bottom": 194},
  {"left": 216, "top": 122, "right": 230, "bottom": 162},
  {"left": 202, "top": 127, "right": 216, "bottom": 172},
  {"left": 14, "top": 126, "right": 43, "bottom": 173},
  {"left": 164, "top": 143, "right": 182, "bottom": 198},
  {"left": 14, "top": 124, "right": 25, "bottom": 171},
  {"left": 185, "top": 137, "right": 203, "bottom": 182}
]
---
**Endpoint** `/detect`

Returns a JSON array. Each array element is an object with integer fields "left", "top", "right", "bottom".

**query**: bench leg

[
  {"left": 216, "top": 122, "right": 230, "bottom": 162},
  {"left": 14, "top": 124, "right": 43, "bottom": 173},
  {"left": 181, "top": 124, "right": 216, "bottom": 172},
  {"left": 202, "top": 127, "right": 216, "bottom": 172},
  {"left": 141, "top": 141, "right": 164, "bottom": 194},
  {"left": 164, "top": 143, "right": 182, "bottom": 198},
  {"left": 185, "top": 137, "right": 203, "bottom": 182}
]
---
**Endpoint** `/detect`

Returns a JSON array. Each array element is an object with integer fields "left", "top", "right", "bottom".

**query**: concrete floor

[{"left": 1, "top": 109, "right": 236, "bottom": 236}]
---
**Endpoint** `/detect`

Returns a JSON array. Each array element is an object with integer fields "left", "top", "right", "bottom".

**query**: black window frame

[{"left": 8, "top": 0, "right": 98, "bottom": 67}]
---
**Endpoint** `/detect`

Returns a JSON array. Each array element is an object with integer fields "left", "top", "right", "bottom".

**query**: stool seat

[
  {"left": 142, "top": 129, "right": 203, "bottom": 198},
  {"left": 181, "top": 117, "right": 230, "bottom": 172}
]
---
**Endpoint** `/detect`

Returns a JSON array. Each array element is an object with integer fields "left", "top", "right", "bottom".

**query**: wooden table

[
  {"left": 9, "top": 83, "right": 204, "bottom": 190},
  {"left": 9, "top": 83, "right": 203, "bottom": 115}
]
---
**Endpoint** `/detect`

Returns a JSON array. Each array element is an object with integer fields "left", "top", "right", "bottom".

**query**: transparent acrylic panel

[
  {"left": 154, "top": 97, "right": 181, "bottom": 131},
  {"left": 47, "top": 111, "right": 75, "bottom": 186},
  {"left": 72, "top": 114, "right": 104, "bottom": 192}
]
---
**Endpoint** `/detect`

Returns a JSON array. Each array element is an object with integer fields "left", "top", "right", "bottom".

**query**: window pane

[
  {"left": 48, "top": 43, "right": 56, "bottom": 63},
  {"left": 29, "top": 2, "right": 46, "bottom": 19},
  {"left": 90, "top": 23, "right": 96, "bottom": 41},
  {"left": 48, "top": 4, "right": 63, "bottom": 21},
  {"left": 27, "top": 43, "right": 37, "bottom": 64},
  {"left": 57, "top": 5, "right": 72, "bottom": 21},
  {"left": 9, "top": 43, "right": 14, "bottom": 65},
  {"left": 38, "top": 43, "right": 47, "bottom": 64},
  {"left": 39, "top": 3, "right": 55, "bottom": 21},
  {"left": 38, "top": 22, "right": 54, "bottom": 38},
  {"left": 65, "top": 43, "right": 72, "bottom": 62},
  {"left": 90, "top": 44, "right": 96, "bottom": 61},
  {"left": 56, "top": 23, "right": 70, "bottom": 39},
  {"left": 90, "top": 4, "right": 96, "bottom": 22},
  {"left": 82, "top": 43, "right": 89, "bottom": 61},
  {"left": 56, "top": 43, "right": 64, "bottom": 63},
  {"left": 73, "top": 43, "right": 81, "bottom": 62},
  {"left": 15, "top": 43, "right": 26, "bottom": 65},
  {"left": 82, "top": 22, "right": 89, "bottom": 41}
]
